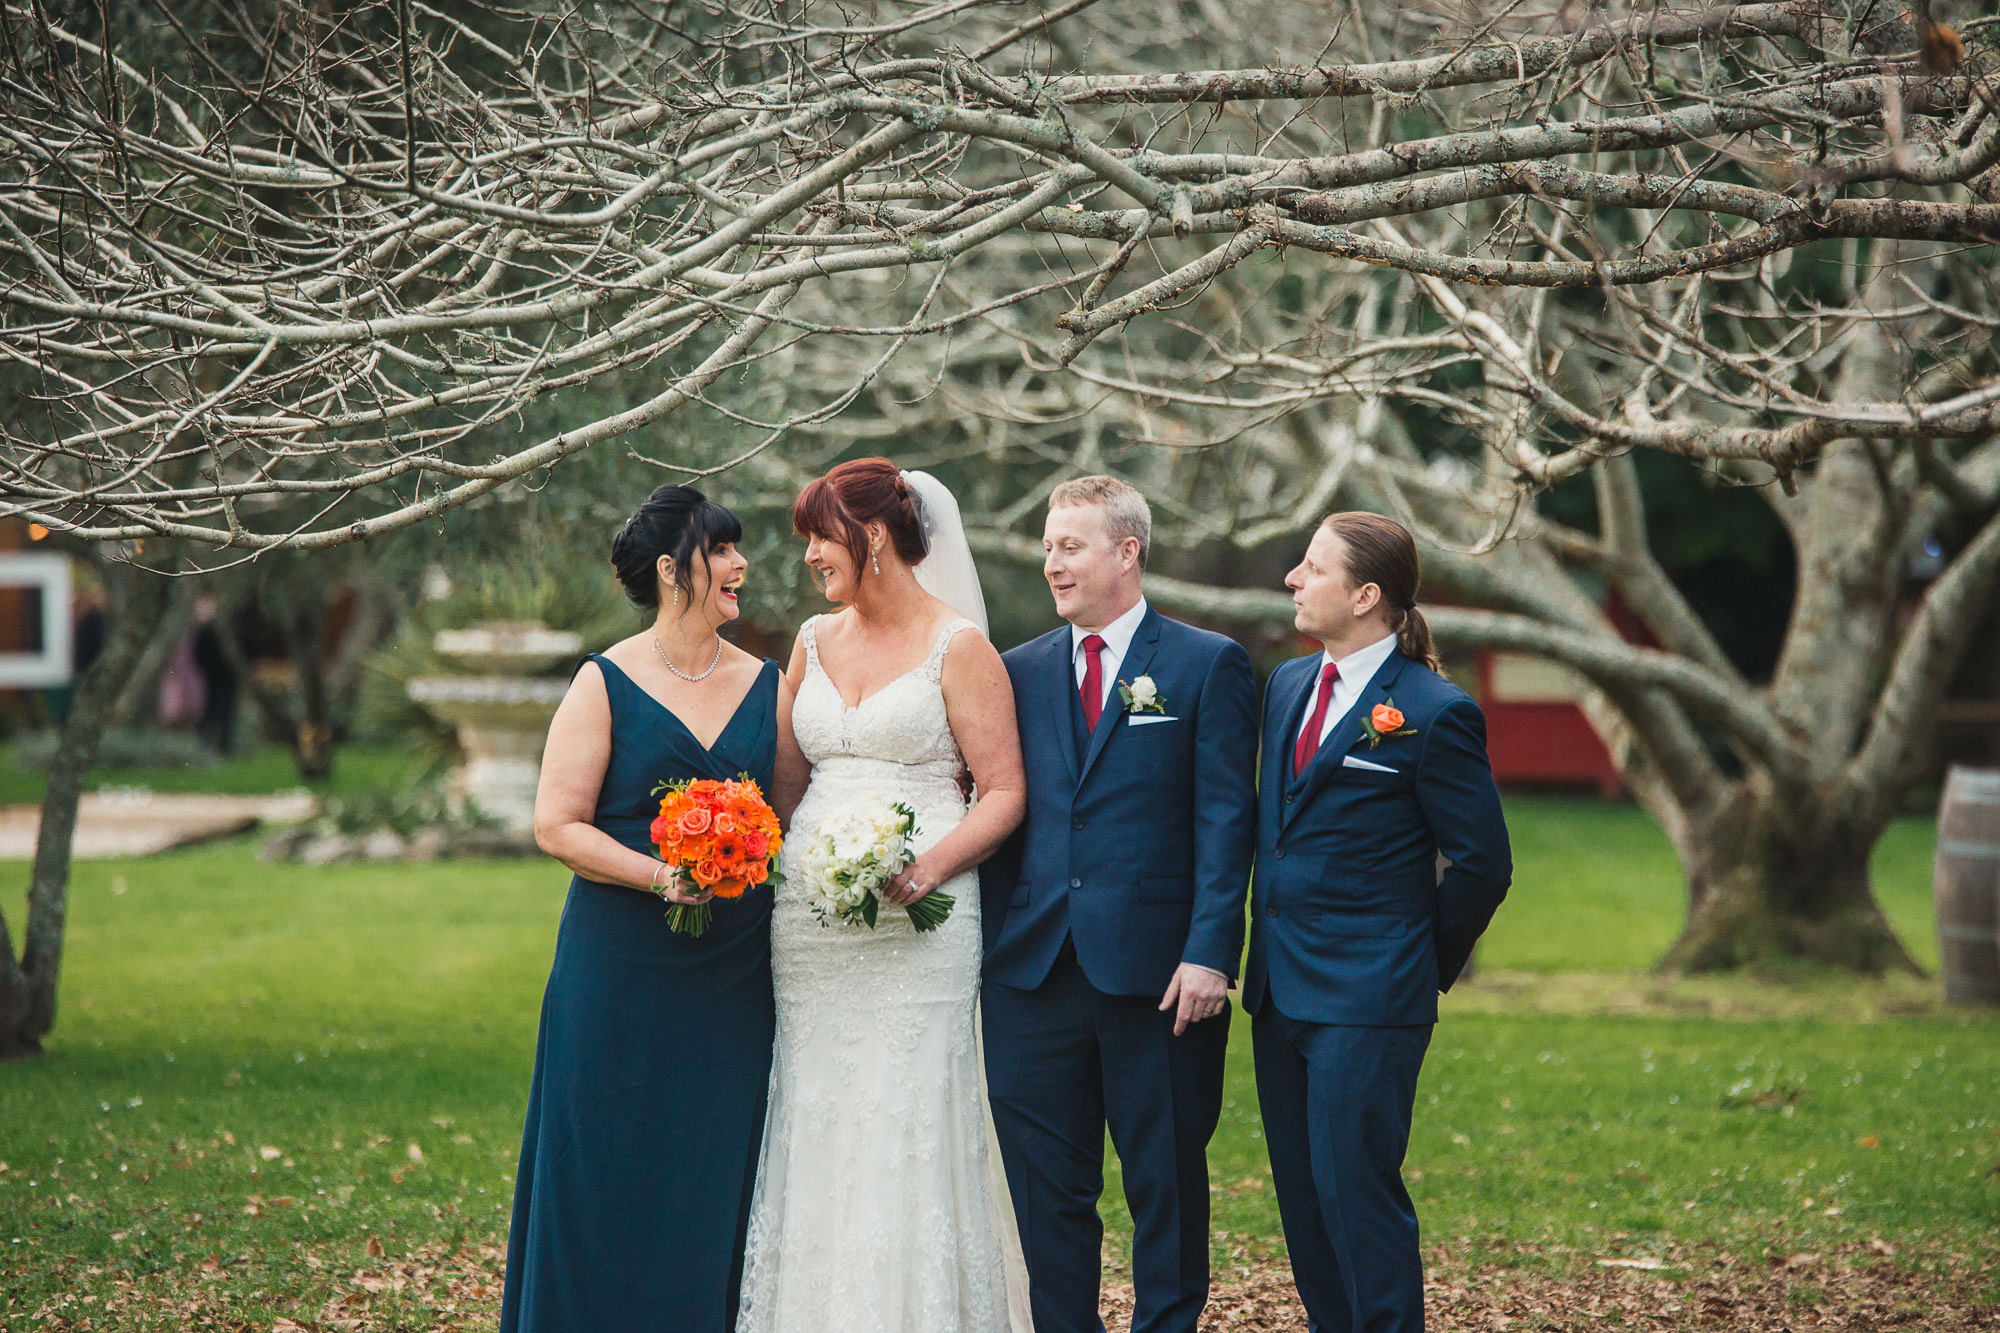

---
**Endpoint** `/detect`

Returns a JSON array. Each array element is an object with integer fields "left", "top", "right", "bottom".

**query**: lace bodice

[{"left": 793, "top": 615, "right": 977, "bottom": 778}]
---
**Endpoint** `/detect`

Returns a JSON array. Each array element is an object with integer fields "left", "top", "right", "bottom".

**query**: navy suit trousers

[
  {"left": 1252, "top": 1012, "right": 1432, "bottom": 1333},
  {"left": 983, "top": 948, "right": 1230, "bottom": 1333}
]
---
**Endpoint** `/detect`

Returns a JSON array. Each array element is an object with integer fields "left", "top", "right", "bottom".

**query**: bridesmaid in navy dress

[{"left": 501, "top": 485, "right": 804, "bottom": 1333}]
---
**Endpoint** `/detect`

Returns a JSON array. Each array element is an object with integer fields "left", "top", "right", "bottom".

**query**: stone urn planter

[{"left": 407, "top": 621, "right": 581, "bottom": 836}]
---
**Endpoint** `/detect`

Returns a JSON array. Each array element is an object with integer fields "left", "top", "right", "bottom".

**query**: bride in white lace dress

[{"left": 739, "top": 460, "right": 1033, "bottom": 1333}]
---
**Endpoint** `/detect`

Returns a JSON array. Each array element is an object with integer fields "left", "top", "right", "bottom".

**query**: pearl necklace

[{"left": 652, "top": 631, "right": 723, "bottom": 683}]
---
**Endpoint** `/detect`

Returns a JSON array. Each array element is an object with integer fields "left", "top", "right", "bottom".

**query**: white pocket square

[
  {"left": 1342, "top": 754, "right": 1399, "bottom": 773},
  {"left": 1127, "top": 714, "right": 1179, "bottom": 727}
]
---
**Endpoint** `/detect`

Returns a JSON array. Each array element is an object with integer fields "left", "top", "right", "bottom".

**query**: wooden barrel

[{"left": 1936, "top": 766, "right": 2000, "bottom": 1006}]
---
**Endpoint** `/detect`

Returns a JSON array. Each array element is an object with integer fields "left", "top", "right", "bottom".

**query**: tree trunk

[
  {"left": 111, "top": 591, "right": 196, "bottom": 728},
  {"left": 218, "top": 582, "right": 338, "bottom": 782},
  {"left": 284, "top": 599, "right": 335, "bottom": 782},
  {"left": 0, "top": 563, "right": 179, "bottom": 1059},
  {"left": 1660, "top": 785, "right": 1921, "bottom": 976}
]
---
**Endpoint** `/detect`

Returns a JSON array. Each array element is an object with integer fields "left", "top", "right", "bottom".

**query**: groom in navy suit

[
  {"left": 1244, "top": 512, "right": 1511, "bottom": 1333},
  {"left": 981, "top": 476, "right": 1258, "bottom": 1333}
]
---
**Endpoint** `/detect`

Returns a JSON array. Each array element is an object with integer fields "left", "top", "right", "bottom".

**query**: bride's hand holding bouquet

[
  {"left": 880, "top": 856, "right": 942, "bottom": 911},
  {"left": 798, "top": 795, "right": 955, "bottom": 932}
]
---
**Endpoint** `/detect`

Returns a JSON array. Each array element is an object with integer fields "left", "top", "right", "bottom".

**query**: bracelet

[{"left": 652, "top": 861, "right": 671, "bottom": 895}]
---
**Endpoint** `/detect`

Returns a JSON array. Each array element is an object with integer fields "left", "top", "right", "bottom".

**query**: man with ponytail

[{"left": 1242, "top": 511, "right": 1511, "bottom": 1333}]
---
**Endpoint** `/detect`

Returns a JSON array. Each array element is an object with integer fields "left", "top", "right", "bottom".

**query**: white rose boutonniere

[{"left": 1118, "top": 675, "right": 1166, "bottom": 715}]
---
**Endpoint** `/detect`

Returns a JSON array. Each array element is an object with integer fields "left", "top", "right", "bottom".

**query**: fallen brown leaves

[
  {"left": 15, "top": 1236, "right": 1999, "bottom": 1331},
  {"left": 24, "top": 1238, "right": 506, "bottom": 1332},
  {"left": 1106, "top": 1240, "right": 2000, "bottom": 1332}
]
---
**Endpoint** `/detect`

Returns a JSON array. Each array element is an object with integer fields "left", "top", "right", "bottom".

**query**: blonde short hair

[{"left": 1049, "top": 475, "right": 1152, "bottom": 568}]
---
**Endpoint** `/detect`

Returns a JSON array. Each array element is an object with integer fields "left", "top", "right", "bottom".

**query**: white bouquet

[{"left": 798, "top": 797, "right": 954, "bottom": 932}]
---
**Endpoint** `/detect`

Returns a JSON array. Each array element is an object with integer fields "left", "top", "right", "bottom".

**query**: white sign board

[{"left": 0, "top": 552, "right": 73, "bottom": 687}]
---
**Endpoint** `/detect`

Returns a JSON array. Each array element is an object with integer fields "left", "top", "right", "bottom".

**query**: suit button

[
  {"left": 1070, "top": 877, "right": 1081, "bottom": 889},
  {"left": 1072, "top": 819, "right": 1085, "bottom": 830},
  {"left": 1274, "top": 848, "right": 1286, "bottom": 859},
  {"left": 1284, "top": 794, "right": 1294, "bottom": 803},
  {"left": 1266, "top": 905, "right": 1280, "bottom": 917}
]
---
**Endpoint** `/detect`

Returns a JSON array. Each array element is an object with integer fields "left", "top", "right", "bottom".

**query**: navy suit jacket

[
  {"left": 981, "top": 607, "right": 1259, "bottom": 997},
  {"left": 1242, "top": 649, "right": 1511, "bottom": 1027}
]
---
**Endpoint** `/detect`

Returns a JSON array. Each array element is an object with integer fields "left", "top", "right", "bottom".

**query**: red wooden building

[{"left": 1470, "top": 648, "right": 1621, "bottom": 796}]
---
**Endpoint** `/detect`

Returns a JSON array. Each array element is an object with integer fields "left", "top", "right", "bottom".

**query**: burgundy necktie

[
  {"left": 1292, "top": 660, "right": 1340, "bottom": 779},
  {"left": 1080, "top": 634, "right": 1107, "bottom": 731}
]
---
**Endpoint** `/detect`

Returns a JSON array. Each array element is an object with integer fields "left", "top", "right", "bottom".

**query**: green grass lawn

[
  {"left": 1477, "top": 798, "right": 1944, "bottom": 974},
  {"left": 0, "top": 742, "right": 422, "bottom": 805},
  {"left": 1120, "top": 803, "right": 1995, "bottom": 1279},
  {"left": 2, "top": 796, "right": 1996, "bottom": 1328}
]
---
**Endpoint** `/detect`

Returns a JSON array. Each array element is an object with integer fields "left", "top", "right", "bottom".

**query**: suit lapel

[
  {"left": 1292, "top": 651, "right": 1409, "bottom": 812},
  {"left": 1077, "top": 606, "right": 1162, "bottom": 789},
  {"left": 1043, "top": 629, "right": 1080, "bottom": 788}
]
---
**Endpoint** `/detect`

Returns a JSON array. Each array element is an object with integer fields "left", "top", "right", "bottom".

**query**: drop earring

[{"left": 872, "top": 550, "right": 881, "bottom": 576}]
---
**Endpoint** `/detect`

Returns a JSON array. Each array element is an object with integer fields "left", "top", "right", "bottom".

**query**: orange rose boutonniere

[{"left": 1359, "top": 698, "right": 1418, "bottom": 749}]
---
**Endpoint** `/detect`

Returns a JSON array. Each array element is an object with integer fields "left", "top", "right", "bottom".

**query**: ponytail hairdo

[
  {"left": 1319, "top": 511, "right": 1442, "bottom": 673},
  {"left": 1396, "top": 604, "right": 1441, "bottom": 674},
  {"left": 610, "top": 484, "right": 744, "bottom": 611},
  {"left": 790, "top": 458, "right": 928, "bottom": 576}
]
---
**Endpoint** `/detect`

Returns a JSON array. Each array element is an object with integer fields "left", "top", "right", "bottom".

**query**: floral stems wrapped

[
  {"left": 798, "top": 797, "right": 954, "bottom": 933},
  {"left": 649, "top": 776, "right": 784, "bottom": 937}
]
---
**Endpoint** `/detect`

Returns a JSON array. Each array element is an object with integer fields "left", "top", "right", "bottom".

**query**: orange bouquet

[{"left": 649, "top": 775, "right": 784, "bottom": 937}]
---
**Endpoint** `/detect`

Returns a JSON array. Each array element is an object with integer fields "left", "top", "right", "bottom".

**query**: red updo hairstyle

[{"left": 791, "top": 458, "right": 928, "bottom": 576}]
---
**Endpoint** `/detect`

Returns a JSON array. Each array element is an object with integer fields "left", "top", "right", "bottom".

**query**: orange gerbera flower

[{"left": 651, "top": 774, "right": 784, "bottom": 936}]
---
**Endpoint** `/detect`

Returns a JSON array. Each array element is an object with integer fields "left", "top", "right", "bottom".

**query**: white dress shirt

[
  {"left": 1297, "top": 631, "right": 1400, "bottom": 751},
  {"left": 1070, "top": 596, "right": 1151, "bottom": 713}
]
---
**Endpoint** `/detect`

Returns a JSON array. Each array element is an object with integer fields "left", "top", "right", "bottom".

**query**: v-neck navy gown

[{"left": 500, "top": 655, "right": 780, "bottom": 1333}]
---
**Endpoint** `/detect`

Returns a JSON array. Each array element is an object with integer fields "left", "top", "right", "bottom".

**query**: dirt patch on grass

[
  {"left": 1446, "top": 969, "right": 1959, "bottom": 1022},
  {"left": 13, "top": 1237, "right": 1997, "bottom": 1330}
]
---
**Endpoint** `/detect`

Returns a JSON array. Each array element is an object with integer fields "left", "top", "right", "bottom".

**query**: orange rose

[
  {"left": 1371, "top": 703, "right": 1405, "bottom": 733},
  {"left": 677, "top": 806, "right": 714, "bottom": 837},
  {"left": 690, "top": 859, "right": 722, "bottom": 887},
  {"left": 713, "top": 812, "right": 737, "bottom": 836},
  {"left": 743, "top": 830, "right": 770, "bottom": 860},
  {"left": 746, "top": 860, "right": 769, "bottom": 885}
]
